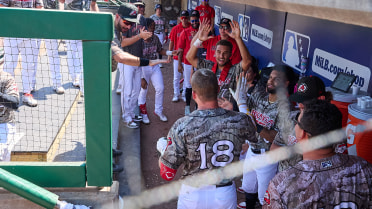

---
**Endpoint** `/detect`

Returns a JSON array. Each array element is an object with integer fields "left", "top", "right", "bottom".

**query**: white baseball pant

[
  {"left": 173, "top": 59, "right": 182, "bottom": 97},
  {"left": 3, "top": 38, "right": 39, "bottom": 94},
  {"left": 182, "top": 63, "right": 192, "bottom": 94},
  {"left": 242, "top": 148, "right": 278, "bottom": 205},
  {"left": 117, "top": 62, "right": 124, "bottom": 88},
  {"left": 0, "top": 123, "right": 17, "bottom": 162},
  {"left": 138, "top": 65, "right": 164, "bottom": 114},
  {"left": 121, "top": 65, "right": 141, "bottom": 123},
  {"left": 177, "top": 183, "right": 237, "bottom": 209},
  {"left": 66, "top": 40, "right": 84, "bottom": 93},
  {"left": 155, "top": 33, "right": 164, "bottom": 45},
  {"left": 44, "top": 39, "right": 62, "bottom": 87}
]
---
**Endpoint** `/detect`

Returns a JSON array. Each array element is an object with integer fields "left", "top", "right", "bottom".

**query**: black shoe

[
  {"left": 113, "top": 163, "right": 123, "bottom": 173},
  {"left": 113, "top": 148, "right": 123, "bottom": 157}
]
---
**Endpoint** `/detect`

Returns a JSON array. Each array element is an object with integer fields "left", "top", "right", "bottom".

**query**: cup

[{"left": 352, "top": 85, "right": 360, "bottom": 95}]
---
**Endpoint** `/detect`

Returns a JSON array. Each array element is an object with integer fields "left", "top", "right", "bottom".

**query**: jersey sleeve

[
  {"left": 210, "top": 6, "right": 215, "bottom": 18},
  {"left": 160, "top": 119, "right": 187, "bottom": 170},
  {"left": 230, "top": 41, "right": 242, "bottom": 65},
  {"left": 169, "top": 27, "right": 177, "bottom": 43},
  {"left": 262, "top": 181, "right": 285, "bottom": 209}
]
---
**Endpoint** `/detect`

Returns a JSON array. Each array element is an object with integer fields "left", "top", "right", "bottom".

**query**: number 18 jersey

[{"left": 160, "top": 108, "right": 257, "bottom": 179}]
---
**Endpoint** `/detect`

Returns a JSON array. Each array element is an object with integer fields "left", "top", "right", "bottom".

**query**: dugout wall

[{"left": 0, "top": 8, "right": 114, "bottom": 187}]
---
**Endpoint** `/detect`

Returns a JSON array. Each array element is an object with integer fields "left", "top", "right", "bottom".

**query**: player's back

[
  {"left": 265, "top": 154, "right": 372, "bottom": 209},
  {"left": 171, "top": 108, "right": 256, "bottom": 178}
]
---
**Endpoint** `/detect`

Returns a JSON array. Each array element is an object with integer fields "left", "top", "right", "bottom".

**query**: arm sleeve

[{"left": 0, "top": 74, "right": 19, "bottom": 110}]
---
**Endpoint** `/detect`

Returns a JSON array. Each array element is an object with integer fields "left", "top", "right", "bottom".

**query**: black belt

[
  {"left": 216, "top": 181, "right": 233, "bottom": 188},
  {"left": 155, "top": 32, "right": 161, "bottom": 34},
  {"left": 251, "top": 148, "right": 267, "bottom": 154}
]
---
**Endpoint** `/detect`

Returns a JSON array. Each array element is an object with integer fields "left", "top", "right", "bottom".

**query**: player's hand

[
  {"left": 218, "top": 97, "right": 233, "bottom": 110},
  {"left": 198, "top": 19, "right": 213, "bottom": 42},
  {"left": 241, "top": 143, "right": 249, "bottom": 155},
  {"left": 139, "top": 27, "right": 152, "bottom": 40},
  {"left": 167, "top": 55, "right": 172, "bottom": 62},
  {"left": 228, "top": 20, "right": 241, "bottom": 40},
  {"left": 149, "top": 59, "right": 170, "bottom": 66},
  {"left": 178, "top": 64, "right": 184, "bottom": 73},
  {"left": 141, "top": 78, "right": 148, "bottom": 89},
  {"left": 229, "top": 72, "right": 249, "bottom": 105}
]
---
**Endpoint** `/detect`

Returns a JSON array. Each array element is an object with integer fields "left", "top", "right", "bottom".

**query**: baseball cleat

[
  {"left": 159, "top": 63, "right": 164, "bottom": 68},
  {"left": 112, "top": 149, "right": 123, "bottom": 157},
  {"left": 73, "top": 78, "right": 80, "bottom": 88},
  {"left": 54, "top": 86, "right": 65, "bottom": 94},
  {"left": 172, "top": 95, "right": 179, "bottom": 102},
  {"left": 23, "top": 93, "right": 37, "bottom": 107},
  {"left": 141, "top": 114, "right": 150, "bottom": 124},
  {"left": 237, "top": 202, "right": 246, "bottom": 209},
  {"left": 132, "top": 115, "right": 143, "bottom": 122},
  {"left": 154, "top": 111, "right": 168, "bottom": 122},
  {"left": 237, "top": 186, "right": 244, "bottom": 194},
  {"left": 124, "top": 121, "right": 139, "bottom": 129}
]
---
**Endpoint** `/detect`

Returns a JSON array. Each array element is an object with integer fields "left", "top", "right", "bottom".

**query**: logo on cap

[
  {"left": 130, "top": 10, "right": 137, "bottom": 16},
  {"left": 297, "top": 83, "right": 307, "bottom": 93}
]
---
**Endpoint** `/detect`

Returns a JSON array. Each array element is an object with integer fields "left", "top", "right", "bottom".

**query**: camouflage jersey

[
  {"left": 247, "top": 91, "right": 279, "bottom": 150},
  {"left": 263, "top": 154, "right": 372, "bottom": 209},
  {"left": 197, "top": 59, "right": 243, "bottom": 103},
  {"left": 0, "top": 71, "right": 19, "bottom": 124},
  {"left": 0, "top": 0, "right": 43, "bottom": 8},
  {"left": 150, "top": 14, "right": 167, "bottom": 35},
  {"left": 160, "top": 108, "right": 257, "bottom": 183},
  {"left": 273, "top": 109, "right": 303, "bottom": 171}
]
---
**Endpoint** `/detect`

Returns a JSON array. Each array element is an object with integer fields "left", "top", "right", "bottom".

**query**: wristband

[
  {"left": 137, "top": 34, "right": 141, "bottom": 39},
  {"left": 166, "top": 50, "right": 173, "bottom": 56},
  {"left": 139, "top": 58, "right": 150, "bottom": 66},
  {"left": 193, "top": 38, "right": 203, "bottom": 47}
]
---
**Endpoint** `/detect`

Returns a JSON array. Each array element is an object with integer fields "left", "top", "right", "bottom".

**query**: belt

[
  {"left": 251, "top": 148, "right": 268, "bottom": 154},
  {"left": 155, "top": 32, "right": 161, "bottom": 34},
  {"left": 216, "top": 181, "right": 233, "bottom": 188}
]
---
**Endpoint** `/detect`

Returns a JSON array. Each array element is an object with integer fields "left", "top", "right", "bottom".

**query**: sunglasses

[
  {"left": 181, "top": 16, "right": 189, "bottom": 20},
  {"left": 294, "top": 112, "right": 312, "bottom": 135},
  {"left": 137, "top": 5, "right": 145, "bottom": 8},
  {"left": 219, "top": 25, "right": 230, "bottom": 30},
  {"left": 122, "top": 19, "right": 135, "bottom": 26},
  {"left": 191, "top": 19, "right": 199, "bottom": 24}
]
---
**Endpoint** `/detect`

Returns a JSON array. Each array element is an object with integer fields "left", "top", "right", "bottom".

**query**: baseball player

[
  {"left": 158, "top": 69, "right": 257, "bottom": 209},
  {"left": 195, "top": 0, "right": 215, "bottom": 32},
  {"left": 186, "top": 19, "right": 252, "bottom": 105},
  {"left": 0, "top": 69, "right": 20, "bottom": 161},
  {"left": 263, "top": 100, "right": 372, "bottom": 209},
  {"left": 198, "top": 18, "right": 242, "bottom": 65},
  {"left": 119, "top": 2, "right": 152, "bottom": 129},
  {"left": 0, "top": 0, "right": 43, "bottom": 107},
  {"left": 138, "top": 18, "right": 174, "bottom": 124},
  {"left": 177, "top": 10, "right": 200, "bottom": 115},
  {"left": 58, "top": 0, "right": 99, "bottom": 97},
  {"left": 150, "top": 4, "right": 167, "bottom": 68},
  {"left": 236, "top": 65, "right": 296, "bottom": 209},
  {"left": 168, "top": 10, "right": 190, "bottom": 102}
]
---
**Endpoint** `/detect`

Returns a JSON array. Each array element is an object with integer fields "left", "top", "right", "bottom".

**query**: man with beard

[
  {"left": 238, "top": 65, "right": 295, "bottom": 209},
  {"left": 186, "top": 19, "right": 252, "bottom": 106},
  {"left": 177, "top": 10, "right": 200, "bottom": 115}
]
